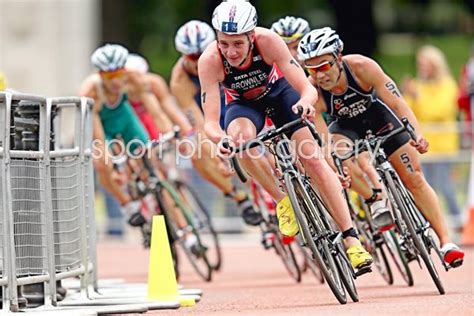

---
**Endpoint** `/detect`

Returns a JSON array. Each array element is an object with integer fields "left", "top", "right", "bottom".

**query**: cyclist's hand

[
  {"left": 338, "top": 166, "right": 351, "bottom": 189},
  {"left": 292, "top": 103, "right": 315, "bottom": 119},
  {"left": 111, "top": 169, "right": 127, "bottom": 186},
  {"left": 204, "top": 122, "right": 226, "bottom": 144},
  {"left": 410, "top": 135, "right": 429, "bottom": 154},
  {"left": 217, "top": 136, "right": 235, "bottom": 158}
]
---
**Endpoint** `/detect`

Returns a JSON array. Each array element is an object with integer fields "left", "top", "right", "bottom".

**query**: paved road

[{"left": 98, "top": 233, "right": 473, "bottom": 315}]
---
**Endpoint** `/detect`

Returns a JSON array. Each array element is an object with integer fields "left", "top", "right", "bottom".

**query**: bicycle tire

[
  {"left": 385, "top": 173, "right": 445, "bottom": 294},
  {"left": 382, "top": 230, "right": 414, "bottom": 286},
  {"left": 272, "top": 232, "right": 302, "bottom": 282},
  {"left": 175, "top": 181, "right": 223, "bottom": 271},
  {"left": 157, "top": 181, "right": 213, "bottom": 282},
  {"left": 285, "top": 173, "right": 347, "bottom": 304},
  {"left": 300, "top": 245, "right": 325, "bottom": 283},
  {"left": 373, "top": 241, "right": 393, "bottom": 285},
  {"left": 334, "top": 242, "right": 359, "bottom": 302},
  {"left": 310, "top": 185, "right": 359, "bottom": 302},
  {"left": 353, "top": 219, "right": 393, "bottom": 285}
]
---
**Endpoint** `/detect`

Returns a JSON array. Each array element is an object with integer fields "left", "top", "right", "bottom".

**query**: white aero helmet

[
  {"left": 297, "top": 27, "right": 344, "bottom": 62},
  {"left": 125, "top": 53, "right": 149, "bottom": 74},
  {"left": 271, "top": 16, "right": 310, "bottom": 44},
  {"left": 175, "top": 20, "right": 216, "bottom": 55},
  {"left": 212, "top": 0, "right": 257, "bottom": 35},
  {"left": 91, "top": 44, "right": 129, "bottom": 72}
]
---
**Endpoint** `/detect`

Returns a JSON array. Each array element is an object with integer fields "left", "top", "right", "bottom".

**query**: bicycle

[
  {"left": 224, "top": 108, "right": 365, "bottom": 304},
  {"left": 337, "top": 118, "right": 458, "bottom": 294},
  {"left": 157, "top": 135, "right": 222, "bottom": 272},
  {"left": 332, "top": 153, "right": 414, "bottom": 286},
  {"left": 116, "top": 128, "right": 218, "bottom": 282}
]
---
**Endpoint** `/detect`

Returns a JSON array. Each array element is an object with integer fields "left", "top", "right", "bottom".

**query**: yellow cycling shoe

[
  {"left": 346, "top": 245, "right": 373, "bottom": 269},
  {"left": 276, "top": 196, "right": 299, "bottom": 237}
]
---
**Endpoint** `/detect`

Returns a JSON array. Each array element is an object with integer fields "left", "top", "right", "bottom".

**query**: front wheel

[
  {"left": 385, "top": 173, "right": 444, "bottom": 294},
  {"left": 383, "top": 230, "right": 414, "bottom": 286},
  {"left": 158, "top": 183, "right": 213, "bottom": 282},
  {"left": 285, "top": 173, "right": 347, "bottom": 304},
  {"left": 175, "top": 181, "right": 222, "bottom": 271}
]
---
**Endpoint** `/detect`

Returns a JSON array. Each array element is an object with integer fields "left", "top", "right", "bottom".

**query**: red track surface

[{"left": 98, "top": 235, "right": 473, "bottom": 315}]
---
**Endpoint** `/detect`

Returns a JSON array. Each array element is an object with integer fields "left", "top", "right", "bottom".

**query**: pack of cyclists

[{"left": 80, "top": 0, "right": 464, "bottom": 296}]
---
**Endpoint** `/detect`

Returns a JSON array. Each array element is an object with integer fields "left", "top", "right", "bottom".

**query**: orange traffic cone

[{"left": 462, "top": 206, "right": 474, "bottom": 245}]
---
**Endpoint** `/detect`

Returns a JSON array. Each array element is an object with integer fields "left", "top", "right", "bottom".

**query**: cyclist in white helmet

[
  {"left": 170, "top": 20, "right": 262, "bottom": 226},
  {"left": 79, "top": 43, "right": 172, "bottom": 226},
  {"left": 270, "top": 16, "right": 310, "bottom": 59},
  {"left": 298, "top": 27, "right": 464, "bottom": 267},
  {"left": 200, "top": 0, "right": 373, "bottom": 270}
]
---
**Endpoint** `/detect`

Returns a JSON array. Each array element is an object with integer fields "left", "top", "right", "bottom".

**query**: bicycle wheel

[
  {"left": 355, "top": 220, "right": 393, "bottom": 285},
  {"left": 373, "top": 242, "right": 393, "bottom": 285},
  {"left": 157, "top": 182, "right": 213, "bottom": 282},
  {"left": 285, "top": 173, "right": 347, "bottom": 304},
  {"left": 175, "top": 180, "right": 222, "bottom": 271},
  {"left": 382, "top": 230, "right": 413, "bottom": 286},
  {"left": 310, "top": 186, "right": 359, "bottom": 302},
  {"left": 296, "top": 238, "right": 325, "bottom": 283},
  {"left": 334, "top": 242, "right": 359, "bottom": 302},
  {"left": 271, "top": 230, "right": 302, "bottom": 282},
  {"left": 385, "top": 173, "right": 445, "bottom": 294}
]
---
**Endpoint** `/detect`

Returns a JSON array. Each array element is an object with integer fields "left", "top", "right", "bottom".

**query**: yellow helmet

[{"left": 0, "top": 72, "right": 6, "bottom": 91}]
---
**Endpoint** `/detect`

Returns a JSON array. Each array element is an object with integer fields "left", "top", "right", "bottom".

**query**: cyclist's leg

[
  {"left": 225, "top": 103, "right": 285, "bottom": 203},
  {"left": 184, "top": 104, "right": 252, "bottom": 205},
  {"left": 388, "top": 142, "right": 464, "bottom": 265},
  {"left": 331, "top": 133, "right": 373, "bottom": 199},
  {"left": 289, "top": 127, "right": 373, "bottom": 268},
  {"left": 93, "top": 142, "right": 132, "bottom": 206},
  {"left": 190, "top": 132, "right": 234, "bottom": 192},
  {"left": 389, "top": 143, "right": 449, "bottom": 241}
]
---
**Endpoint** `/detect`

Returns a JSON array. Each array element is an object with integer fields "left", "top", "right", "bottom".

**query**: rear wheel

[
  {"left": 371, "top": 233, "right": 394, "bottom": 285},
  {"left": 272, "top": 232, "right": 302, "bottom": 282}
]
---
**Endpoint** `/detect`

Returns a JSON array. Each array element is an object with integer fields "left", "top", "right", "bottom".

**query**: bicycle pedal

[{"left": 355, "top": 266, "right": 372, "bottom": 277}]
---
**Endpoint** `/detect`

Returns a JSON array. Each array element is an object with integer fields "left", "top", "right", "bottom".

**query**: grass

[{"left": 376, "top": 34, "right": 472, "bottom": 84}]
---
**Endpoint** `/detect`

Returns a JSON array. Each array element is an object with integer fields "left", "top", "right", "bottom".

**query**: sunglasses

[
  {"left": 305, "top": 58, "right": 337, "bottom": 74},
  {"left": 100, "top": 68, "right": 126, "bottom": 80},
  {"left": 185, "top": 53, "right": 201, "bottom": 61}
]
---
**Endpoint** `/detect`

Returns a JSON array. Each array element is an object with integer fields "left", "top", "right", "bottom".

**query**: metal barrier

[{"left": 0, "top": 92, "right": 95, "bottom": 312}]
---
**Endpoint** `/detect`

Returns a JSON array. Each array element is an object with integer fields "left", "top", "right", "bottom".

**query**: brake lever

[{"left": 401, "top": 118, "right": 417, "bottom": 141}]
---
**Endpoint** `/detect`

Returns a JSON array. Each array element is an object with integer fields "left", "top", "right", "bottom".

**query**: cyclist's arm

[
  {"left": 351, "top": 56, "right": 423, "bottom": 138},
  {"left": 128, "top": 70, "right": 173, "bottom": 134},
  {"left": 148, "top": 73, "right": 193, "bottom": 135},
  {"left": 259, "top": 29, "right": 318, "bottom": 107},
  {"left": 314, "top": 97, "right": 331, "bottom": 148},
  {"left": 170, "top": 62, "right": 205, "bottom": 130},
  {"left": 198, "top": 45, "right": 226, "bottom": 144}
]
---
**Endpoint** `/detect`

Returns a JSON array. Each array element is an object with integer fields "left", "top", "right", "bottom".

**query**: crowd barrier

[{"left": 0, "top": 92, "right": 97, "bottom": 312}]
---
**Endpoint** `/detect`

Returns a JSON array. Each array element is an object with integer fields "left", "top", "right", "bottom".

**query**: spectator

[
  {"left": 457, "top": 43, "right": 474, "bottom": 149},
  {"left": 402, "top": 45, "right": 463, "bottom": 230}
]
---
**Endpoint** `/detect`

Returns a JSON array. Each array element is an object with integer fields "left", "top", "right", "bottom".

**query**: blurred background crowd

[{"left": 0, "top": 0, "right": 472, "bottom": 240}]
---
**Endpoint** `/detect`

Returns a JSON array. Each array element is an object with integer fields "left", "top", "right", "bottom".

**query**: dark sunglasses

[{"left": 304, "top": 58, "right": 337, "bottom": 74}]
